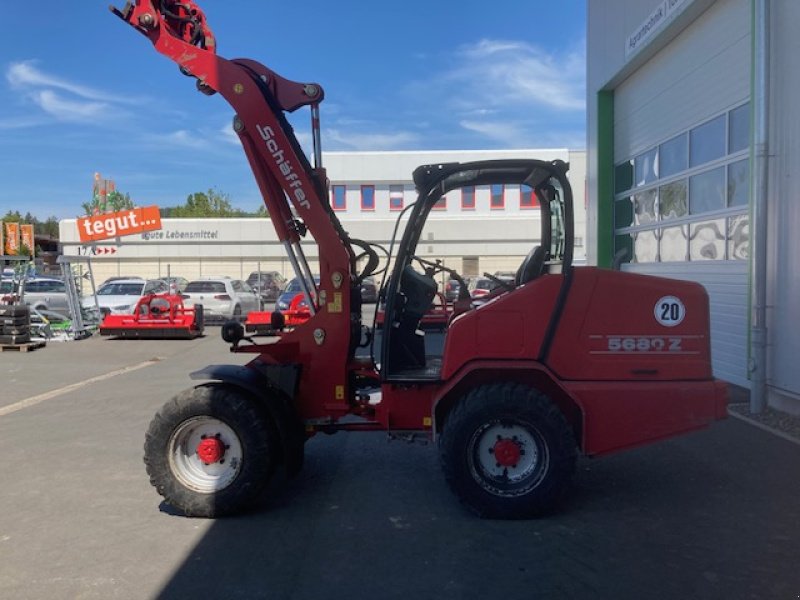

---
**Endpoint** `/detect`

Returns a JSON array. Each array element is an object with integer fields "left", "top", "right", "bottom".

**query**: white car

[
  {"left": 180, "top": 277, "right": 260, "bottom": 321},
  {"left": 82, "top": 278, "right": 169, "bottom": 316}
]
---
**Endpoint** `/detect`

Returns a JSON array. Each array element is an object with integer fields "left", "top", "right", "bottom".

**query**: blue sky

[{"left": 0, "top": 1, "right": 586, "bottom": 220}]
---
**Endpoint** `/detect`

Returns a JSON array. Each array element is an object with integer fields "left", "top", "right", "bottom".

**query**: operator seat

[
  {"left": 400, "top": 265, "right": 438, "bottom": 321},
  {"left": 390, "top": 265, "right": 438, "bottom": 370},
  {"left": 515, "top": 245, "right": 547, "bottom": 286}
]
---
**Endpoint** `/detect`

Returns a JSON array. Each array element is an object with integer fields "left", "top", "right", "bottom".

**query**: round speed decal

[{"left": 654, "top": 296, "right": 685, "bottom": 327}]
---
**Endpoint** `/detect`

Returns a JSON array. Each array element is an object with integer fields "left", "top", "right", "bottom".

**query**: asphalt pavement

[{"left": 1, "top": 332, "right": 799, "bottom": 600}]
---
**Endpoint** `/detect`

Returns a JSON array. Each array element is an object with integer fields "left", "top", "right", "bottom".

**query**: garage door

[{"left": 613, "top": 0, "right": 751, "bottom": 387}]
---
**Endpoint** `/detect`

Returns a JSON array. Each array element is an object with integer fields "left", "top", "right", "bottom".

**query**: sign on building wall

[
  {"left": 77, "top": 205, "right": 162, "bottom": 243},
  {"left": 625, "top": 0, "right": 688, "bottom": 59}
]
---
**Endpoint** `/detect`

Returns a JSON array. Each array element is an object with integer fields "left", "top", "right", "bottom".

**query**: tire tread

[
  {"left": 439, "top": 382, "right": 577, "bottom": 519},
  {"left": 143, "top": 384, "right": 275, "bottom": 517}
]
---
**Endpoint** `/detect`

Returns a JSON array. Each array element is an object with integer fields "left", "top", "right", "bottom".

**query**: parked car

[
  {"left": 82, "top": 278, "right": 169, "bottom": 316},
  {"left": 360, "top": 276, "right": 378, "bottom": 303},
  {"left": 444, "top": 278, "right": 462, "bottom": 303},
  {"left": 1, "top": 276, "right": 70, "bottom": 314},
  {"left": 21, "top": 277, "right": 71, "bottom": 314},
  {"left": 467, "top": 274, "right": 514, "bottom": 305},
  {"left": 158, "top": 276, "right": 189, "bottom": 295},
  {"left": 101, "top": 275, "right": 144, "bottom": 286},
  {"left": 246, "top": 271, "right": 286, "bottom": 302},
  {"left": 181, "top": 277, "right": 260, "bottom": 321},
  {"left": 276, "top": 276, "right": 320, "bottom": 311},
  {"left": 0, "top": 278, "right": 15, "bottom": 303}
]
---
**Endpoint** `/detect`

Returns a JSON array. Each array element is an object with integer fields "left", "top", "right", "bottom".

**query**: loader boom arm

[{"left": 110, "top": 0, "right": 357, "bottom": 313}]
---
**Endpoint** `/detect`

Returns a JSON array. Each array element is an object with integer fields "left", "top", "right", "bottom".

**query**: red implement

[
  {"left": 245, "top": 294, "right": 311, "bottom": 335},
  {"left": 100, "top": 294, "right": 203, "bottom": 339}
]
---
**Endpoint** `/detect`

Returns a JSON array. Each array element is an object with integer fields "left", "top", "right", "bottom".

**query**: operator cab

[{"left": 378, "top": 159, "right": 574, "bottom": 381}]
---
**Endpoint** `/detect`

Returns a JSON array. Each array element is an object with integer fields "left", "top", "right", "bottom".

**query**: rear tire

[
  {"left": 439, "top": 382, "right": 577, "bottom": 519},
  {"left": 144, "top": 384, "right": 276, "bottom": 517}
]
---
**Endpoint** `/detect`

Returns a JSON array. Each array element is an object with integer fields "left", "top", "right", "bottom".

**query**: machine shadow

[{"left": 150, "top": 428, "right": 709, "bottom": 600}]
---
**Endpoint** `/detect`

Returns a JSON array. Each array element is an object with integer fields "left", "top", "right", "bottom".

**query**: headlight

[
  {"left": 112, "top": 304, "right": 133, "bottom": 313},
  {"left": 277, "top": 300, "right": 288, "bottom": 310}
]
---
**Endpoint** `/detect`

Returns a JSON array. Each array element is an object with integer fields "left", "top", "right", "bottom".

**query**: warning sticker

[
  {"left": 329, "top": 292, "right": 343, "bottom": 313},
  {"left": 654, "top": 296, "right": 686, "bottom": 327}
]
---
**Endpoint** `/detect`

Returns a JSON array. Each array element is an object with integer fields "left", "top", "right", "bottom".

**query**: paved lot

[{"left": 1, "top": 332, "right": 799, "bottom": 600}]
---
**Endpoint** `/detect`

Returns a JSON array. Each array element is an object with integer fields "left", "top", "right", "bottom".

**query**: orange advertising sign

[
  {"left": 4, "top": 222, "right": 19, "bottom": 255},
  {"left": 77, "top": 206, "right": 162, "bottom": 243},
  {"left": 20, "top": 224, "right": 34, "bottom": 256}
]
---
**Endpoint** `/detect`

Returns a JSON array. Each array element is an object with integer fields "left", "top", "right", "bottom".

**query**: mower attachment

[
  {"left": 245, "top": 293, "right": 311, "bottom": 336},
  {"left": 100, "top": 294, "right": 203, "bottom": 339}
]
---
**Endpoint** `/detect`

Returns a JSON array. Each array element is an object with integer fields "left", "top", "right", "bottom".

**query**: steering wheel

[
  {"left": 411, "top": 255, "right": 444, "bottom": 275},
  {"left": 411, "top": 256, "right": 471, "bottom": 302},
  {"left": 483, "top": 272, "right": 515, "bottom": 292}
]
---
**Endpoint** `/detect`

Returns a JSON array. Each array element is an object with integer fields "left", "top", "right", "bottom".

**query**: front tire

[
  {"left": 439, "top": 382, "right": 577, "bottom": 519},
  {"left": 144, "top": 384, "right": 276, "bottom": 517}
]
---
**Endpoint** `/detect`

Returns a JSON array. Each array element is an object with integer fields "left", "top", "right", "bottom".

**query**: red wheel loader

[{"left": 111, "top": 0, "right": 728, "bottom": 518}]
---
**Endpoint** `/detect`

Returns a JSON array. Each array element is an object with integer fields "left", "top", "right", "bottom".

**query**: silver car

[
  {"left": 181, "top": 277, "right": 260, "bottom": 321},
  {"left": 1, "top": 277, "right": 72, "bottom": 315},
  {"left": 83, "top": 278, "right": 169, "bottom": 316}
]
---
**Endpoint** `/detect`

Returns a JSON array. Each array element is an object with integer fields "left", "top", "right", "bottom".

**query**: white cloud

[
  {"left": 218, "top": 123, "right": 241, "bottom": 146},
  {"left": 461, "top": 119, "right": 585, "bottom": 150},
  {"left": 6, "top": 61, "right": 138, "bottom": 104},
  {"left": 324, "top": 128, "right": 418, "bottom": 150},
  {"left": 395, "top": 37, "right": 587, "bottom": 148},
  {"left": 32, "top": 90, "right": 110, "bottom": 122},
  {"left": 448, "top": 38, "right": 585, "bottom": 112},
  {"left": 0, "top": 116, "right": 47, "bottom": 130},
  {"left": 4, "top": 60, "right": 148, "bottom": 125},
  {"left": 459, "top": 119, "right": 531, "bottom": 146},
  {"left": 146, "top": 130, "right": 211, "bottom": 150}
]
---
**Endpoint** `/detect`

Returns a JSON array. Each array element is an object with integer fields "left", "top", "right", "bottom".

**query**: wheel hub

[
  {"left": 196, "top": 437, "right": 225, "bottom": 464},
  {"left": 468, "top": 420, "right": 547, "bottom": 498},
  {"left": 493, "top": 438, "right": 521, "bottom": 467}
]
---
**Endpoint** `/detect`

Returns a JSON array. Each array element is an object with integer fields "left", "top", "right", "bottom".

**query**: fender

[
  {"left": 190, "top": 363, "right": 305, "bottom": 475},
  {"left": 432, "top": 359, "right": 585, "bottom": 447}
]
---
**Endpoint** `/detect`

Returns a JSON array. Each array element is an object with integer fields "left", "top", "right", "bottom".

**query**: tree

[
  {"left": 107, "top": 191, "right": 135, "bottom": 212},
  {"left": 0, "top": 211, "right": 60, "bottom": 245},
  {"left": 39, "top": 217, "right": 59, "bottom": 238},
  {"left": 160, "top": 188, "right": 267, "bottom": 218}
]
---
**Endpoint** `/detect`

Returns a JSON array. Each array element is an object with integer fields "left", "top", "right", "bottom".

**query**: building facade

[
  {"left": 587, "top": 0, "right": 798, "bottom": 412},
  {"left": 59, "top": 148, "right": 586, "bottom": 289}
]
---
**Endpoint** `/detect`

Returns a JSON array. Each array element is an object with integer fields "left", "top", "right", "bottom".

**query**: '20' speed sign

[{"left": 654, "top": 296, "right": 685, "bottom": 327}]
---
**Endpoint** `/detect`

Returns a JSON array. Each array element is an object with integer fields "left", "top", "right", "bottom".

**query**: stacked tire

[{"left": 0, "top": 305, "right": 31, "bottom": 345}]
